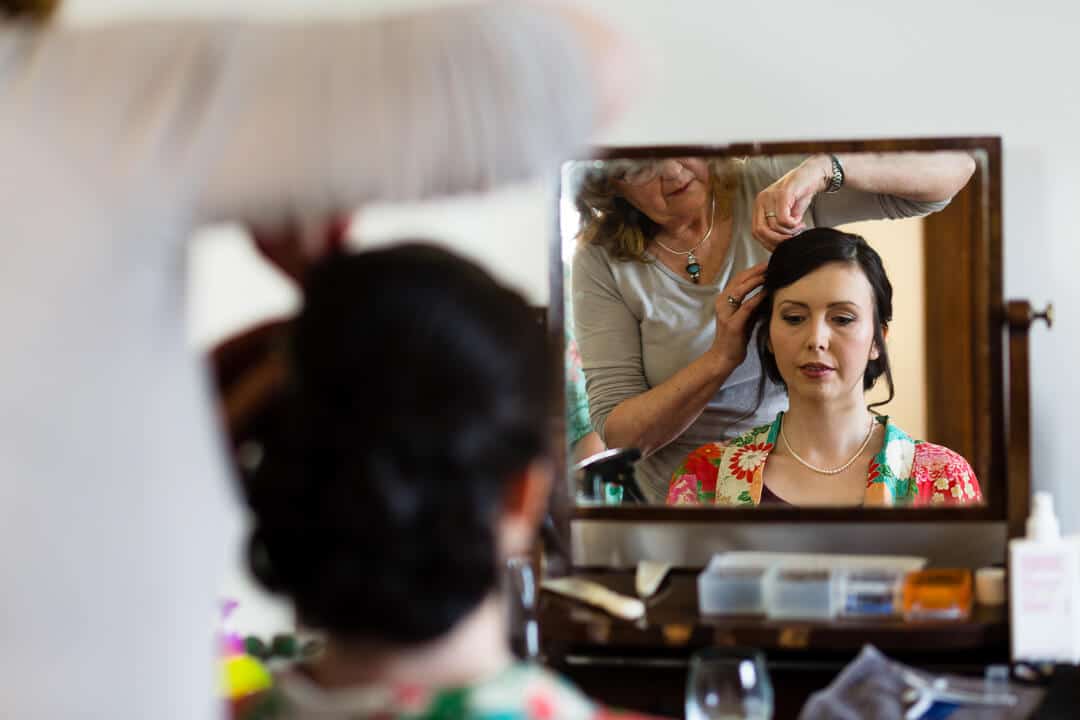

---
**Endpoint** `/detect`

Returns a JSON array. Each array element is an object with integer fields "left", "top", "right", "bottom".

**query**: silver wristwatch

[{"left": 825, "top": 154, "right": 844, "bottom": 194}]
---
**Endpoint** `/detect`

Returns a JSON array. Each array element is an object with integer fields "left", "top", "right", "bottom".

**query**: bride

[{"left": 667, "top": 227, "right": 982, "bottom": 508}]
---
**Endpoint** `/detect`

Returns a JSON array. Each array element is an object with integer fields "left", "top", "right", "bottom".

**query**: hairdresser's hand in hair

[
  {"left": 602, "top": 262, "right": 766, "bottom": 459},
  {"left": 751, "top": 156, "right": 832, "bottom": 250},
  {"left": 250, "top": 215, "right": 352, "bottom": 285},
  {"left": 710, "top": 262, "right": 767, "bottom": 367}
]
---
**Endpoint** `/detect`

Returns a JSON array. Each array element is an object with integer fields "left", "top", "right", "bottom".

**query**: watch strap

[{"left": 825, "top": 154, "right": 844, "bottom": 194}]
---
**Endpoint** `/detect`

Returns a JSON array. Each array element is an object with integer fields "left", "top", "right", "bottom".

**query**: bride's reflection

[
  {"left": 569, "top": 153, "right": 975, "bottom": 503},
  {"left": 667, "top": 228, "right": 982, "bottom": 508}
]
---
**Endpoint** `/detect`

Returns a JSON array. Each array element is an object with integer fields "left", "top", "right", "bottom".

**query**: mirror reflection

[{"left": 561, "top": 151, "right": 983, "bottom": 508}]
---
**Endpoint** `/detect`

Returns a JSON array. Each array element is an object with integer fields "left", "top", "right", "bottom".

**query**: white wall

[{"left": 61, "top": 0, "right": 1080, "bottom": 631}]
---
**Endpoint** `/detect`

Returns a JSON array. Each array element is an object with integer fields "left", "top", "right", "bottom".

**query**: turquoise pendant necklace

[{"left": 653, "top": 193, "right": 716, "bottom": 284}]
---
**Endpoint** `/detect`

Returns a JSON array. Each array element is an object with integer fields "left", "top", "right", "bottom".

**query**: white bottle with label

[{"left": 1009, "top": 491, "right": 1080, "bottom": 663}]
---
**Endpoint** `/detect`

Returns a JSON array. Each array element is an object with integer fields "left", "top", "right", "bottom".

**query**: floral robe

[
  {"left": 565, "top": 263, "right": 594, "bottom": 448},
  {"left": 667, "top": 412, "right": 982, "bottom": 507},
  {"left": 236, "top": 662, "right": 658, "bottom": 720},
  {"left": 566, "top": 333, "right": 593, "bottom": 448}
]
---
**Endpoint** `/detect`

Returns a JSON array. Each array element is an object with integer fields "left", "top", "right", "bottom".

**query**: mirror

[{"left": 555, "top": 139, "right": 1003, "bottom": 514}]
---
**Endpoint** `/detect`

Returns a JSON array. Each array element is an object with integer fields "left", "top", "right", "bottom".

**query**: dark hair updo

[
  {"left": 245, "top": 243, "right": 551, "bottom": 646},
  {"left": 750, "top": 227, "right": 895, "bottom": 410}
]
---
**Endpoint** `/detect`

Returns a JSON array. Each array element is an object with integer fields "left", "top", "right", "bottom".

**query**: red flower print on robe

[
  {"left": 727, "top": 442, "right": 773, "bottom": 483},
  {"left": 526, "top": 691, "right": 556, "bottom": 719},
  {"left": 911, "top": 443, "right": 982, "bottom": 506},
  {"left": 684, "top": 443, "right": 723, "bottom": 494},
  {"left": 866, "top": 459, "right": 881, "bottom": 487}
]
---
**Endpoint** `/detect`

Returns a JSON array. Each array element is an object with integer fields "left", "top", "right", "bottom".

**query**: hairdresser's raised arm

[
  {"left": 827, "top": 151, "right": 978, "bottom": 203},
  {"left": 27, "top": 3, "right": 619, "bottom": 236},
  {"left": 195, "top": 3, "right": 618, "bottom": 223},
  {"left": 753, "top": 151, "right": 977, "bottom": 249}
]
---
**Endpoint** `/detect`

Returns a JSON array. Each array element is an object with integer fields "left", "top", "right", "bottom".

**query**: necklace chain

[
  {"left": 653, "top": 192, "right": 716, "bottom": 258},
  {"left": 780, "top": 413, "right": 876, "bottom": 475}
]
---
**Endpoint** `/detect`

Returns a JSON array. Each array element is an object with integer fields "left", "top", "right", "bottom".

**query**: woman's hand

[
  {"left": 249, "top": 214, "right": 353, "bottom": 285},
  {"left": 751, "top": 155, "right": 831, "bottom": 250},
  {"left": 710, "top": 262, "right": 767, "bottom": 370},
  {"left": 600, "top": 263, "right": 767, "bottom": 457}
]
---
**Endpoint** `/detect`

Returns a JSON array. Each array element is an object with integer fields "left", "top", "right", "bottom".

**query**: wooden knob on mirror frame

[{"left": 1005, "top": 300, "right": 1054, "bottom": 330}]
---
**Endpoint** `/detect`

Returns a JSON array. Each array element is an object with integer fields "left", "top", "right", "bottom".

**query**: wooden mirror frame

[{"left": 548, "top": 136, "right": 1018, "bottom": 528}]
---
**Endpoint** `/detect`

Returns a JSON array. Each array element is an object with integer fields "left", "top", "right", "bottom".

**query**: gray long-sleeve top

[
  {"left": 571, "top": 156, "right": 948, "bottom": 503},
  {"left": 0, "top": 8, "right": 594, "bottom": 718}
]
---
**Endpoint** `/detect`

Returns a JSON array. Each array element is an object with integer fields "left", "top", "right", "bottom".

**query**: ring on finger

[
  {"left": 726, "top": 295, "right": 741, "bottom": 308},
  {"left": 764, "top": 211, "right": 777, "bottom": 219}
]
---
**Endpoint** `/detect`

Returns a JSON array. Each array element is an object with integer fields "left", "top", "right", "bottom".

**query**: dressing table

[
  {"left": 539, "top": 136, "right": 1053, "bottom": 717},
  {"left": 541, "top": 571, "right": 1008, "bottom": 717}
]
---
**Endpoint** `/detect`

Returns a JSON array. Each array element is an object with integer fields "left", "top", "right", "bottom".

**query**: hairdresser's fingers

[
  {"left": 728, "top": 261, "right": 768, "bottom": 286},
  {"left": 324, "top": 214, "right": 353, "bottom": 253},
  {"left": 714, "top": 274, "right": 763, "bottom": 325},
  {"left": 294, "top": 213, "right": 354, "bottom": 259},
  {"left": 775, "top": 159, "right": 824, "bottom": 226},
  {"left": 754, "top": 213, "right": 797, "bottom": 250},
  {"left": 751, "top": 198, "right": 785, "bottom": 251},
  {"left": 731, "top": 286, "right": 766, "bottom": 326},
  {"left": 720, "top": 263, "right": 767, "bottom": 305},
  {"left": 250, "top": 214, "right": 353, "bottom": 285},
  {"left": 753, "top": 159, "right": 825, "bottom": 247},
  {"left": 711, "top": 291, "right": 759, "bottom": 368},
  {"left": 250, "top": 220, "right": 307, "bottom": 284},
  {"left": 789, "top": 190, "right": 815, "bottom": 227},
  {"left": 772, "top": 188, "right": 810, "bottom": 230}
]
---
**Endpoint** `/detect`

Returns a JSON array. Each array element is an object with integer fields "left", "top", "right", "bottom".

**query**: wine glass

[{"left": 686, "top": 647, "right": 773, "bottom": 720}]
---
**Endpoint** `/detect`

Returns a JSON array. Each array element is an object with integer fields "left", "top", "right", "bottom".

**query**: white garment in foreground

[{"left": 0, "top": 7, "right": 594, "bottom": 718}]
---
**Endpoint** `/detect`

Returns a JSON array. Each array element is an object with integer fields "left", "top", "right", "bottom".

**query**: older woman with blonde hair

[{"left": 570, "top": 152, "right": 977, "bottom": 502}]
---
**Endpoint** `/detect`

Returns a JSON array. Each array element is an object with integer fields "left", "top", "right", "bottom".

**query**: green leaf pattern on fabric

[
  {"left": 870, "top": 418, "right": 918, "bottom": 501},
  {"left": 731, "top": 424, "right": 771, "bottom": 448},
  {"left": 408, "top": 687, "right": 469, "bottom": 720}
]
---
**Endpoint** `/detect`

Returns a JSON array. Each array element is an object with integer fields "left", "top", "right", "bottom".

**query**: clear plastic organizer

[{"left": 697, "top": 554, "right": 914, "bottom": 620}]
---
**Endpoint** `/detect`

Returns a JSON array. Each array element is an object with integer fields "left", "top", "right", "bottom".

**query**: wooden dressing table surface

[{"left": 540, "top": 569, "right": 1009, "bottom": 718}]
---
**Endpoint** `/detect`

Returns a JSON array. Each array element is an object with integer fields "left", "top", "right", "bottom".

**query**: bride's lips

[{"left": 799, "top": 363, "right": 834, "bottom": 379}]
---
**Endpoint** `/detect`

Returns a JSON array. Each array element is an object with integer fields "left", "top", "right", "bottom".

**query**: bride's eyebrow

[{"left": 777, "top": 300, "right": 861, "bottom": 309}]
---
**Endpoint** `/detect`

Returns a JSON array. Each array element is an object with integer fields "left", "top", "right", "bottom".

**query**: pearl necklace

[
  {"left": 652, "top": 193, "right": 715, "bottom": 283},
  {"left": 780, "top": 413, "right": 877, "bottom": 476}
]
